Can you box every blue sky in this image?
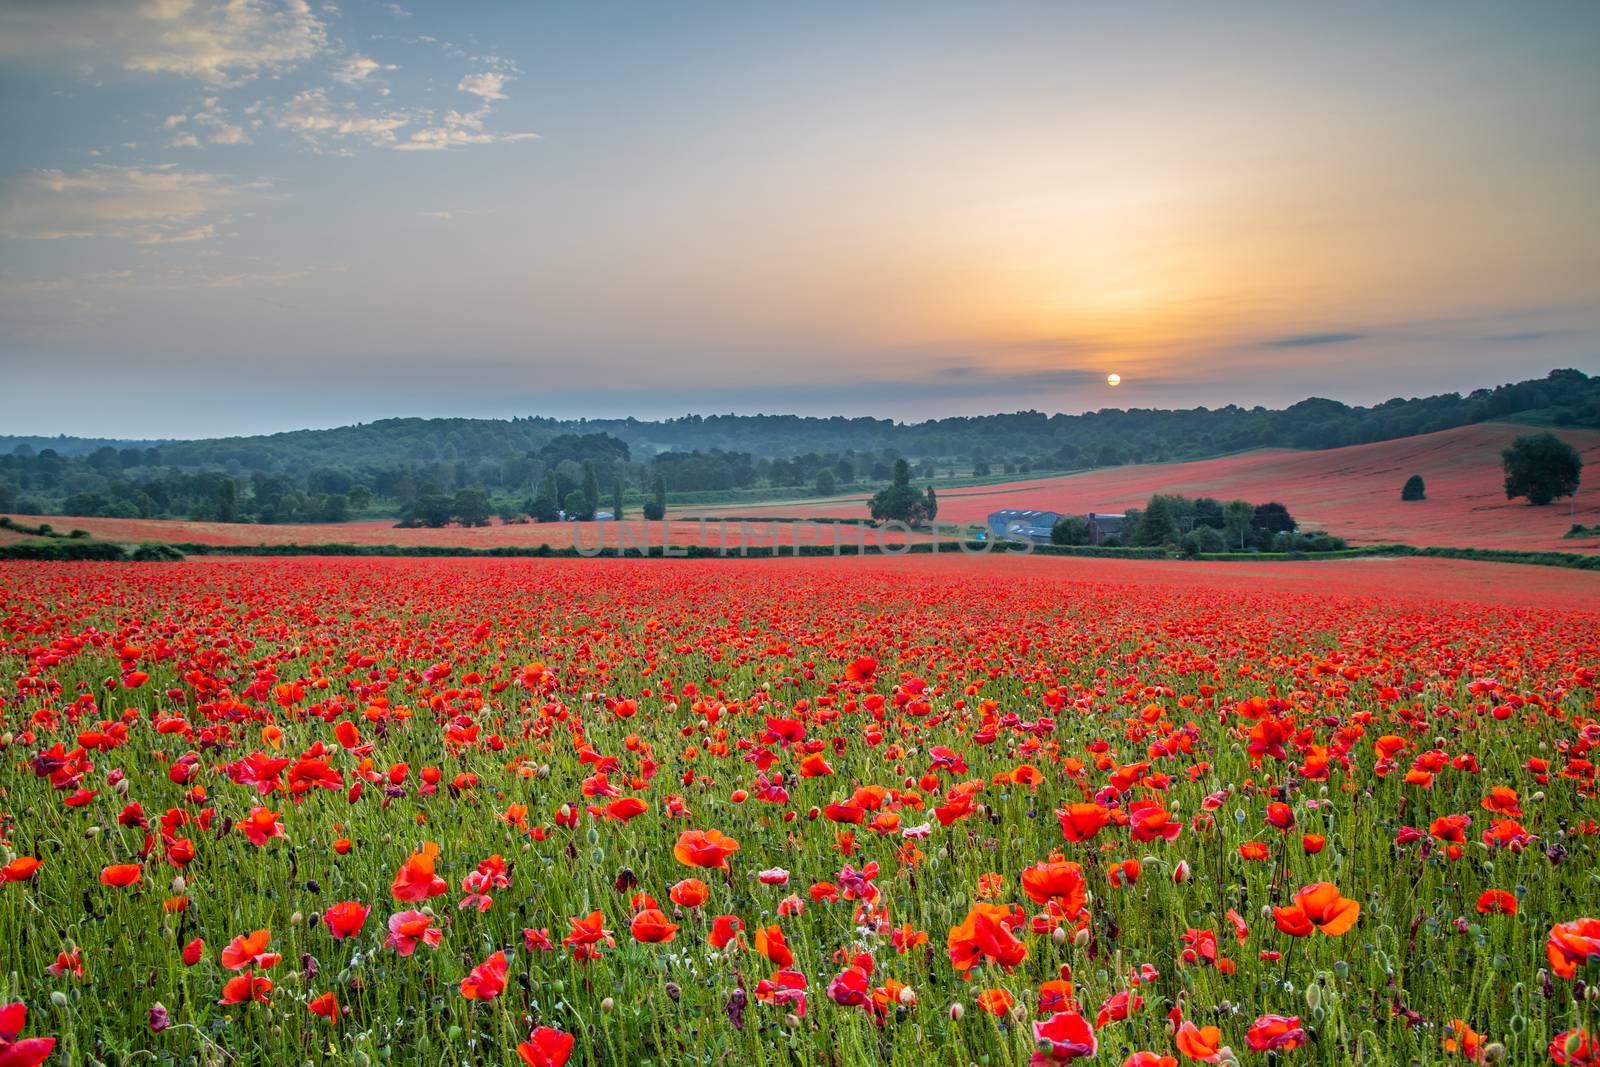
[1,1,1597,438]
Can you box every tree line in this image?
[2,368,1594,524]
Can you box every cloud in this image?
[1262,331,1365,348]
[393,107,537,152]
[0,164,257,244]
[275,89,410,148]
[0,0,330,86]
[163,98,255,146]
[457,71,507,102]
[334,54,395,86]
[395,71,534,151]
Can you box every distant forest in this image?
[1,368,1595,524]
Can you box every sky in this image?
[1,1,1597,439]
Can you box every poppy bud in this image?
[949,1002,964,1021]
[1051,926,1067,945]
[1073,927,1090,948]
[50,991,69,1009]
[1173,860,1191,883]
[601,997,615,1013]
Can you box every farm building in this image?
[1085,512,1126,544]
[986,509,1062,545]
[986,509,1127,545]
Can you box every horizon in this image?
[3,2,1599,437]
[0,365,1583,445]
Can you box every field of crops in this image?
[1,555,1597,1067]
[696,423,1600,553]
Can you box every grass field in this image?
[1,553,1597,1066]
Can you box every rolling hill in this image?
[696,421,1600,551]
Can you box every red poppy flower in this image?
[1245,1014,1305,1051]
[0,1001,55,1067]
[1548,918,1600,980]
[323,901,371,939]
[517,1026,575,1067]
[673,829,740,869]
[99,863,142,889]
[459,950,507,1000]
[1032,1010,1097,1063]
[391,842,448,902]
[630,908,679,943]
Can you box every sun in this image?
[1106,373,1121,387]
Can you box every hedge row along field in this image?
[0,557,1597,1067]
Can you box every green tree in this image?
[528,472,561,521]
[612,474,625,520]
[643,472,667,521]
[316,493,351,522]
[563,489,591,520]
[216,478,239,523]
[1253,502,1297,534]
[1051,514,1089,545]
[1135,495,1178,546]
[814,469,836,496]
[925,486,938,521]
[1401,474,1426,501]
[1222,500,1254,550]
[452,487,491,527]
[527,494,558,523]
[1502,433,1582,505]
[867,462,932,524]
[410,494,454,528]
[582,460,600,517]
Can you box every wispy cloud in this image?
[1262,331,1365,348]
[274,89,410,149]
[457,72,507,101]
[334,54,395,87]
[0,164,263,244]
[0,0,330,86]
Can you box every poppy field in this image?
[1,556,1598,1067]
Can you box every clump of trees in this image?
[396,487,492,528]
[1401,475,1426,501]
[1503,433,1582,506]
[867,460,938,525]
[1050,515,1090,545]
[1097,494,1344,554]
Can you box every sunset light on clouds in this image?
[1,2,1597,435]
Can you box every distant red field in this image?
[5,515,920,550]
[703,421,1600,551]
